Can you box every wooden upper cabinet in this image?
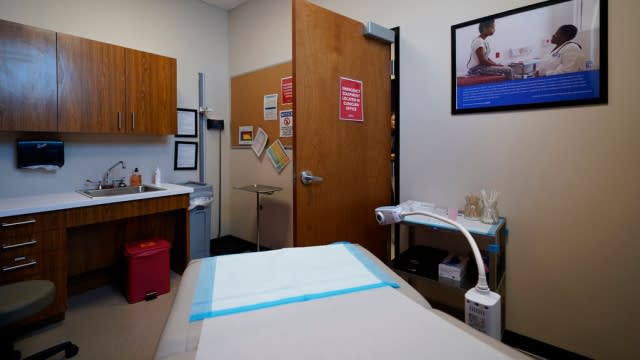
[0,19,57,132]
[57,34,176,135]
[57,33,126,133]
[125,49,177,135]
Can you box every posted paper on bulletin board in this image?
[252,128,268,157]
[239,126,253,145]
[279,110,293,138]
[266,139,289,173]
[264,94,278,120]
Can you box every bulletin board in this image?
[231,61,293,148]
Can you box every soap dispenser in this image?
[130,168,142,187]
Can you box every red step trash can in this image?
[124,238,171,304]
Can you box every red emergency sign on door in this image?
[339,77,363,122]
[281,76,293,105]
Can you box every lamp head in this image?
[374,206,404,225]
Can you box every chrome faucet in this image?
[103,161,126,184]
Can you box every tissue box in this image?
[438,253,468,281]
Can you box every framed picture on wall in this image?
[451,0,608,114]
[176,108,197,137]
[174,141,198,170]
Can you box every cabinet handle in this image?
[118,112,122,129]
[2,240,37,250]
[1,219,36,227]
[2,260,37,272]
[131,112,136,129]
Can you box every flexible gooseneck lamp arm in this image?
[375,205,502,339]
[375,207,489,293]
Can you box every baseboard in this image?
[210,235,270,255]
[502,330,592,360]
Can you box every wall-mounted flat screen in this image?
[451,0,607,114]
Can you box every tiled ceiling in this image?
[201,0,250,11]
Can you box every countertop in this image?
[0,183,193,218]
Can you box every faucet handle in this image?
[85,179,102,190]
[113,178,126,187]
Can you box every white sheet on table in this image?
[209,244,383,312]
[195,286,524,360]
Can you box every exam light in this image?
[375,205,502,339]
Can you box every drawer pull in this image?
[2,240,37,250]
[2,260,37,272]
[1,219,36,227]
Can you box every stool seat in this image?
[0,280,54,328]
[1,280,78,359]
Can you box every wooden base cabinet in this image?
[1,194,189,330]
[1,211,67,326]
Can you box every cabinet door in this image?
[125,49,177,135]
[0,19,57,132]
[57,33,126,133]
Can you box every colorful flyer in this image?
[266,139,290,173]
[281,76,293,105]
[279,110,293,138]
[339,77,363,122]
[239,125,253,145]
[264,93,278,120]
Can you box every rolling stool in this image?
[0,280,79,360]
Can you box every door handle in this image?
[300,170,324,185]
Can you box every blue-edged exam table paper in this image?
[190,243,398,321]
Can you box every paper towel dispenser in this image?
[16,139,65,169]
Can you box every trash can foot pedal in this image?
[144,291,158,301]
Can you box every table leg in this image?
[256,192,261,252]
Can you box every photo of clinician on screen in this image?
[536,24,587,76]
[451,0,607,114]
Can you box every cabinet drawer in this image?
[0,211,65,234]
[1,229,65,256]
[0,249,67,326]
[0,253,42,283]
[0,247,65,283]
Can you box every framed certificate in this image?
[174,141,198,170]
[176,108,198,137]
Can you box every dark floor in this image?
[210,235,270,255]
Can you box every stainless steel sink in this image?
[77,185,166,198]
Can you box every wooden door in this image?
[0,19,57,132]
[125,49,176,135]
[57,34,126,133]
[293,0,392,260]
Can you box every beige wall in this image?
[229,0,640,358]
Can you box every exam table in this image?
[154,245,528,360]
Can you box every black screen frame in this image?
[451,0,608,114]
